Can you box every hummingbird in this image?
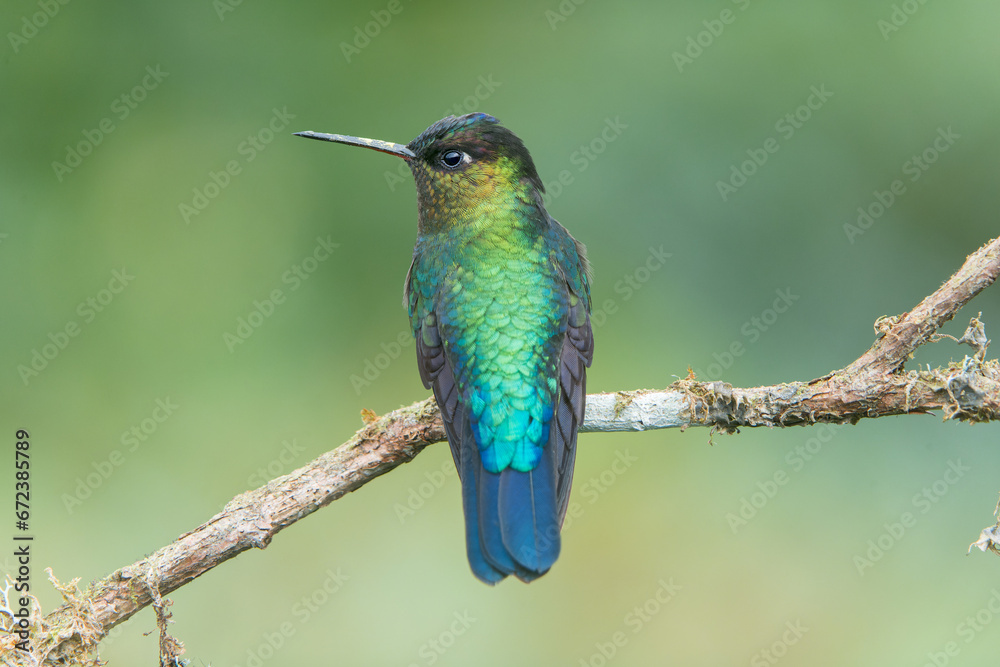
[296,113,593,584]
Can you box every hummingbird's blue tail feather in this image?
[498,446,561,579]
[477,464,526,576]
[458,411,507,584]
[463,410,560,583]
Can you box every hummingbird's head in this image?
[404,113,544,229]
[296,113,545,233]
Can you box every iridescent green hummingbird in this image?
[296,113,593,584]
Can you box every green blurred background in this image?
[3,0,1000,664]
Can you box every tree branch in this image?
[9,236,1000,666]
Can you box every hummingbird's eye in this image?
[440,150,468,169]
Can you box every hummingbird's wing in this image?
[551,278,593,524]
[406,260,464,469]
[545,222,594,525]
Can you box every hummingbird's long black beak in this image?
[294,131,415,160]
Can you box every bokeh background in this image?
[2,0,1000,664]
